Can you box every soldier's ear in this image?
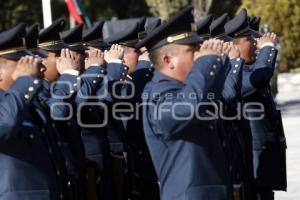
[162,54,171,66]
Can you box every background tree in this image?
[240,0,300,71]
[145,0,192,20]
[145,0,240,21]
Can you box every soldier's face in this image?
[42,51,60,82]
[123,46,138,75]
[234,36,256,64]
[0,58,17,91]
[70,50,85,73]
[168,44,195,82]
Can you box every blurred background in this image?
[0,0,299,72]
[0,0,299,199]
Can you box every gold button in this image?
[33,79,39,84]
[24,94,30,99]
[28,86,34,92]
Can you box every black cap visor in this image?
[39,42,69,51]
[149,33,202,51]
[217,34,233,42]
[31,49,48,58]
[85,40,111,50]
[174,34,203,45]
[1,49,33,60]
[68,43,89,52]
[248,29,261,38]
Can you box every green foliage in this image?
[240,0,300,71]
[0,0,151,30]
[145,0,192,20]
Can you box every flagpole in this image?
[42,0,53,28]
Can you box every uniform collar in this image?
[152,70,181,84]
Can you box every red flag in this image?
[65,0,84,24]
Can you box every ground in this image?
[275,73,300,199]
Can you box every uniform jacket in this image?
[143,55,232,200]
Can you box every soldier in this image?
[0,23,69,200]
[225,8,286,200]
[137,6,233,200]
[105,20,160,199]
[210,13,253,199]
[82,22,123,200]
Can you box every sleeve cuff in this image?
[107,59,122,64]
[62,69,80,76]
[260,43,275,49]
[9,76,42,102]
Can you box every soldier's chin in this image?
[249,56,256,64]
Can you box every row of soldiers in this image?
[0,5,286,200]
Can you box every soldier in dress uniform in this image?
[105,19,161,200]
[37,19,90,200]
[0,23,69,200]
[137,6,233,200]
[225,8,286,200]
[81,21,122,200]
[205,13,251,200]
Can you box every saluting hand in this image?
[194,39,223,60]
[223,42,240,59]
[12,56,43,80]
[56,48,80,74]
[85,48,105,69]
[104,44,124,62]
[256,32,277,49]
